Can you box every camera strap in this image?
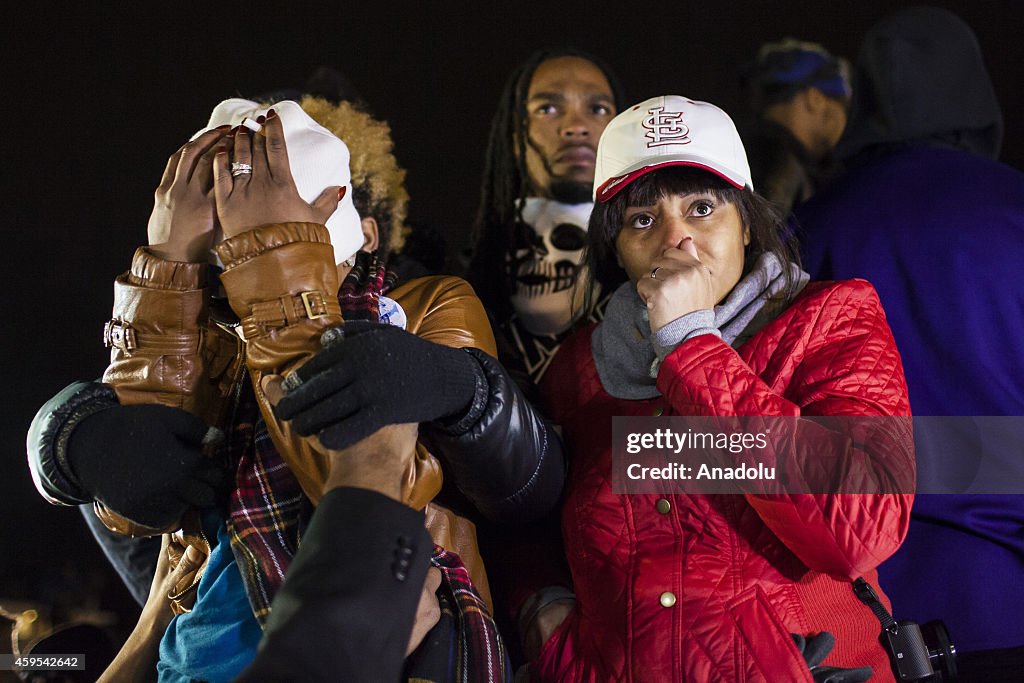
[854,578,959,680]
[852,577,898,635]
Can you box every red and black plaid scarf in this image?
[226,249,510,681]
[407,546,512,682]
[338,249,400,322]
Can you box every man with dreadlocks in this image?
[460,49,624,674]
[29,96,563,682]
[467,48,625,389]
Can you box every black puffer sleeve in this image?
[421,348,565,523]
[27,380,118,506]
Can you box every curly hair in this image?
[297,96,410,255]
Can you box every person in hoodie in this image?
[795,7,1024,681]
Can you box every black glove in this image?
[791,632,873,683]
[66,404,227,529]
[274,321,484,450]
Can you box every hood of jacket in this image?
[838,6,1003,162]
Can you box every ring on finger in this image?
[651,266,662,279]
[230,162,253,177]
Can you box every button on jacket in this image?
[537,279,912,682]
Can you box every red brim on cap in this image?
[596,161,746,203]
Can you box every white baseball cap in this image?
[594,95,753,202]
[195,98,364,265]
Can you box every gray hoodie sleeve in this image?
[650,309,721,362]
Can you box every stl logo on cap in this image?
[643,106,691,147]
[594,95,753,203]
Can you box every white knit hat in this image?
[196,98,364,265]
[594,95,753,202]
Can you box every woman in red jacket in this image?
[532,96,914,682]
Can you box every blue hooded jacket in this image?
[795,7,1024,653]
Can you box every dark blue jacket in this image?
[797,146,1024,652]
[795,7,1024,653]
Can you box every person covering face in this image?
[528,95,914,682]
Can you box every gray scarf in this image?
[592,252,808,399]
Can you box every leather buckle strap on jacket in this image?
[103,319,137,355]
[240,290,340,340]
[104,318,205,357]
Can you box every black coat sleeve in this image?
[27,380,118,506]
[235,487,432,683]
[419,348,566,524]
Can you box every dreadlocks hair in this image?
[466,47,625,324]
[295,96,410,257]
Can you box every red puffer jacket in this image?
[537,279,912,682]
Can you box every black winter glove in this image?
[791,632,873,683]
[67,404,227,529]
[274,321,485,450]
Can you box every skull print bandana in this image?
[508,198,595,336]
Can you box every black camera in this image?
[882,618,958,681]
[852,578,958,681]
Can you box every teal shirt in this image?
[157,520,262,683]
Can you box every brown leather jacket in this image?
[30,220,565,613]
[98,222,498,608]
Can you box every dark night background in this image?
[2,0,1021,657]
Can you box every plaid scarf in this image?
[339,249,400,322]
[406,547,512,682]
[226,392,308,624]
[225,249,509,680]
